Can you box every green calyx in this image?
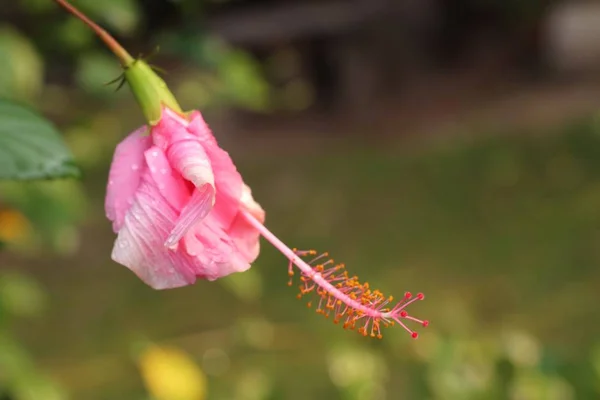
[123,59,183,125]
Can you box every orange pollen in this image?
[289,249,428,340]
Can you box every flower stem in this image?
[53,0,134,67]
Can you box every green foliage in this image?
[160,34,271,111]
[71,0,141,36]
[0,273,46,318]
[15,0,271,110]
[0,99,79,180]
[0,26,43,102]
[75,51,125,97]
[0,179,86,253]
[0,271,67,400]
[218,49,270,111]
[57,17,95,51]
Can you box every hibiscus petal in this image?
[111,173,251,289]
[105,126,152,232]
[184,213,252,280]
[229,184,265,263]
[180,224,247,280]
[143,146,189,211]
[153,108,216,192]
[240,183,265,222]
[166,136,215,191]
[187,112,264,264]
[187,111,217,145]
[164,183,215,250]
[111,176,197,289]
[150,107,190,149]
[188,112,243,227]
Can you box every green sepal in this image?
[124,59,183,125]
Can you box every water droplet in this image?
[150,166,156,173]
[118,240,129,249]
[152,150,159,157]
[109,180,114,185]
[132,164,139,171]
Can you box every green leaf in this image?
[0,99,79,180]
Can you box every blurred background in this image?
[1,0,600,399]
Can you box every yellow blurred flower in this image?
[0,208,31,244]
[138,344,207,400]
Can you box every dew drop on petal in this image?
[118,239,129,249]
[133,210,141,221]
[152,150,159,157]
[132,164,139,171]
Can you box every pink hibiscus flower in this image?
[105,108,265,289]
[51,0,427,340]
[104,107,427,339]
